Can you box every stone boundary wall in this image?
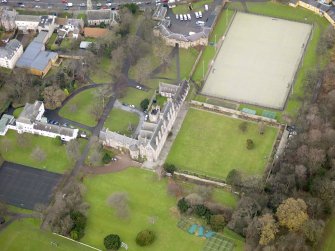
[190,100,279,125]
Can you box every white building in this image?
[38,15,57,40]
[0,39,23,69]
[15,15,40,32]
[100,81,189,162]
[0,101,78,141]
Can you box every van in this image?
[180,14,183,20]
[195,12,199,18]
[198,11,202,18]
[204,4,208,11]
[183,14,187,20]
[187,13,191,20]
[66,2,73,7]
[196,21,205,26]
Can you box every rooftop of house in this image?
[87,9,112,21]
[100,129,138,145]
[38,15,55,28]
[33,31,48,44]
[16,40,57,71]
[33,121,77,137]
[16,101,43,124]
[0,8,17,19]
[0,114,14,133]
[152,5,167,20]
[0,39,22,59]
[55,17,84,28]
[80,41,92,49]
[159,82,180,94]
[15,14,40,22]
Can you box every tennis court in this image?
[203,233,235,251]
[0,162,62,210]
[202,12,312,109]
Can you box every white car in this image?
[35,5,41,8]
[198,11,202,18]
[129,105,135,108]
[80,3,86,7]
[204,4,208,11]
[66,2,73,7]
[196,21,205,26]
[183,14,187,20]
[1,0,7,3]
[187,13,191,20]
[136,85,142,90]
[176,14,178,19]
[180,14,183,21]
[106,2,112,6]
[195,12,199,18]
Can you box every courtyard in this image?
[166,108,279,180]
[202,12,312,109]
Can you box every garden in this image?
[82,168,243,250]
[166,108,278,180]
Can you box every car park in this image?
[187,13,191,20]
[198,11,202,18]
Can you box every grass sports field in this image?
[167,108,278,179]
[59,88,101,127]
[83,168,244,250]
[202,12,312,109]
[104,108,139,136]
[0,130,86,174]
[321,216,335,251]
[0,218,94,251]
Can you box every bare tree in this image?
[132,57,152,85]
[31,147,46,162]
[90,102,104,122]
[107,192,129,219]
[43,85,67,109]
[66,139,81,162]
[1,138,11,152]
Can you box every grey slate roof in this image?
[33,31,48,43]
[0,39,21,59]
[16,14,40,22]
[0,114,14,134]
[33,122,76,137]
[16,41,57,71]
[38,15,54,28]
[87,10,111,21]
[17,101,43,124]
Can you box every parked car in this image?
[187,13,191,20]
[66,2,73,7]
[195,12,199,18]
[136,85,142,90]
[183,14,187,20]
[111,157,117,162]
[1,0,7,3]
[35,5,41,8]
[129,104,135,108]
[180,14,183,21]
[176,14,179,19]
[80,3,86,7]
[97,3,102,7]
[196,21,205,26]
[198,11,202,18]
[145,115,149,121]
[204,4,208,11]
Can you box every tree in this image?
[185,193,204,206]
[132,57,152,84]
[226,169,242,188]
[99,21,106,28]
[276,198,308,232]
[90,102,104,122]
[104,234,121,250]
[177,198,190,214]
[246,139,254,150]
[153,38,171,70]
[66,139,81,162]
[302,219,325,244]
[209,214,226,232]
[163,163,176,174]
[43,86,66,109]
[194,204,212,219]
[258,213,278,246]
[140,98,149,111]
[70,210,87,240]
[239,122,248,132]
[124,3,139,14]
[108,192,129,219]
[31,147,46,162]
[102,152,112,164]
[135,229,155,246]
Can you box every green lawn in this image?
[0,131,85,174]
[173,0,213,14]
[212,189,238,209]
[192,9,235,83]
[120,87,154,109]
[13,107,24,118]
[0,218,94,251]
[226,2,329,119]
[46,33,57,50]
[90,56,114,84]
[321,217,335,251]
[167,108,278,180]
[59,88,101,127]
[104,108,139,136]
[83,168,244,250]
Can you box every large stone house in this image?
[0,39,23,69]
[0,101,78,141]
[15,15,40,32]
[0,8,17,31]
[100,81,190,162]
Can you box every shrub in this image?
[246,139,254,150]
[104,234,121,250]
[177,197,190,213]
[238,122,248,132]
[140,98,150,111]
[102,152,112,164]
[209,214,226,232]
[226,169,242,187]
[70,211,87,240]
[163,163,176,174]
[194,204,212,220]
[135,229,156,246]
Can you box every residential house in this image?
[15,15,40,32]
[56,18,84,39]
[87,9,113,26]
[0,8,17,31]
[38,15,56,40]
[0,39,23,69]
[1,100,79,141]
